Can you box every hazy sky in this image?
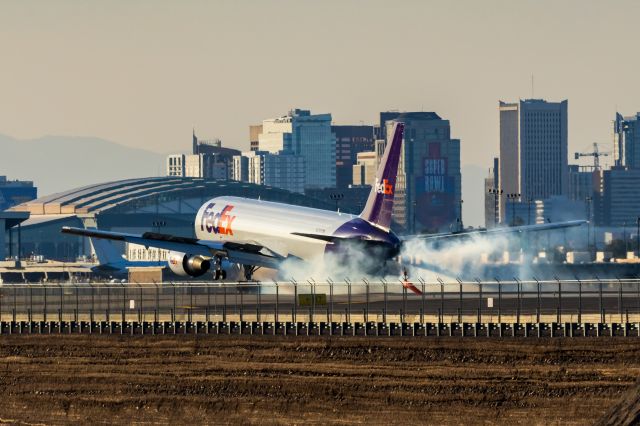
[2,0,639,170]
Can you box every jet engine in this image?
[167,251,211,277]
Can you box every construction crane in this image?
[574,143,610,170]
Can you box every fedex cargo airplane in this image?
[62,122,584,282]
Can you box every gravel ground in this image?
[1,336,639,425]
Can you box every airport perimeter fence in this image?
[2,278,640,326]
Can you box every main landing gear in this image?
[243,265,259,281]
[213,256,226,281]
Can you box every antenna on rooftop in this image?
[531,74,534,99]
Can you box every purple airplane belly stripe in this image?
[360,122,404,230]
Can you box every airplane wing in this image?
[402,220,587,242]
[61,226,283,269]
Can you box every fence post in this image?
[457,278,463,323]
[556,277,562,324]
[382,278,387,323]
[534,278,541,323]
[44,285,48,322]
[310,279,316,323]
[476,278,482,323]
[495,278,502,324]
[401,284,407,323]
[29,284,33,322]
[364,278,370,323]
[122,283,126,323]
[346,279,352,323]
[59,284,63,322]
[239,286,244,323]
[514,277,521,324]
[90,284,95,321]
[327,279,334,323]
[256,282,261,322]
[75,284,79,322]
[189,284,193,323]
[618,278,624,324]
[597,276,603,323]
[275,281,279,323]
[576,276,582,323]
[139,284,143,323]
[438,278,445,323]
[222,284,227,322]
[402,278,407,322]
[173,283,177,322]
[13,286,17,322]
[420,278,426,323]
[292,280,298,323]
[155,284,160,322]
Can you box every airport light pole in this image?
[329,193,344,212]
[507,193,520,227]
[488,188,503,226]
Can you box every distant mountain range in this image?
[0,134,165,197]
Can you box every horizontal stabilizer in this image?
[403,220,587,242]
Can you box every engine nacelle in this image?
[167,251,211,277]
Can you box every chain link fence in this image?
[1,278,640,324]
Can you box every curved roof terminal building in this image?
[9,177,334,261]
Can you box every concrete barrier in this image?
[2,320,640,337]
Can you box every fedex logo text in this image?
[374,178,393,195]
[200,203,237,236]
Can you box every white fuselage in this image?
[194,196,355,260]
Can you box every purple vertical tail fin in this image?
[360,122,404,230]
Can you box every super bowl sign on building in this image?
[414,144,456,231]
[424,158,446,192]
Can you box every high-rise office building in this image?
[259,109,336,189]
[249,124,262,152]
[614,112,640,168]
[331,125,374,188]
[499,99,569,220]
[166,154,185,177]
[240,151,305,194]
[168,132,240,180]
[484,158,500,228]
[166,153,228,179]
[600,167,640,226]
[232,155,249,182]
[568,165,597,202]
[352,151,377,186]
[380,112,461,233]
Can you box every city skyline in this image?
[2,1,639,169]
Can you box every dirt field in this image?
[1,336,639,425]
